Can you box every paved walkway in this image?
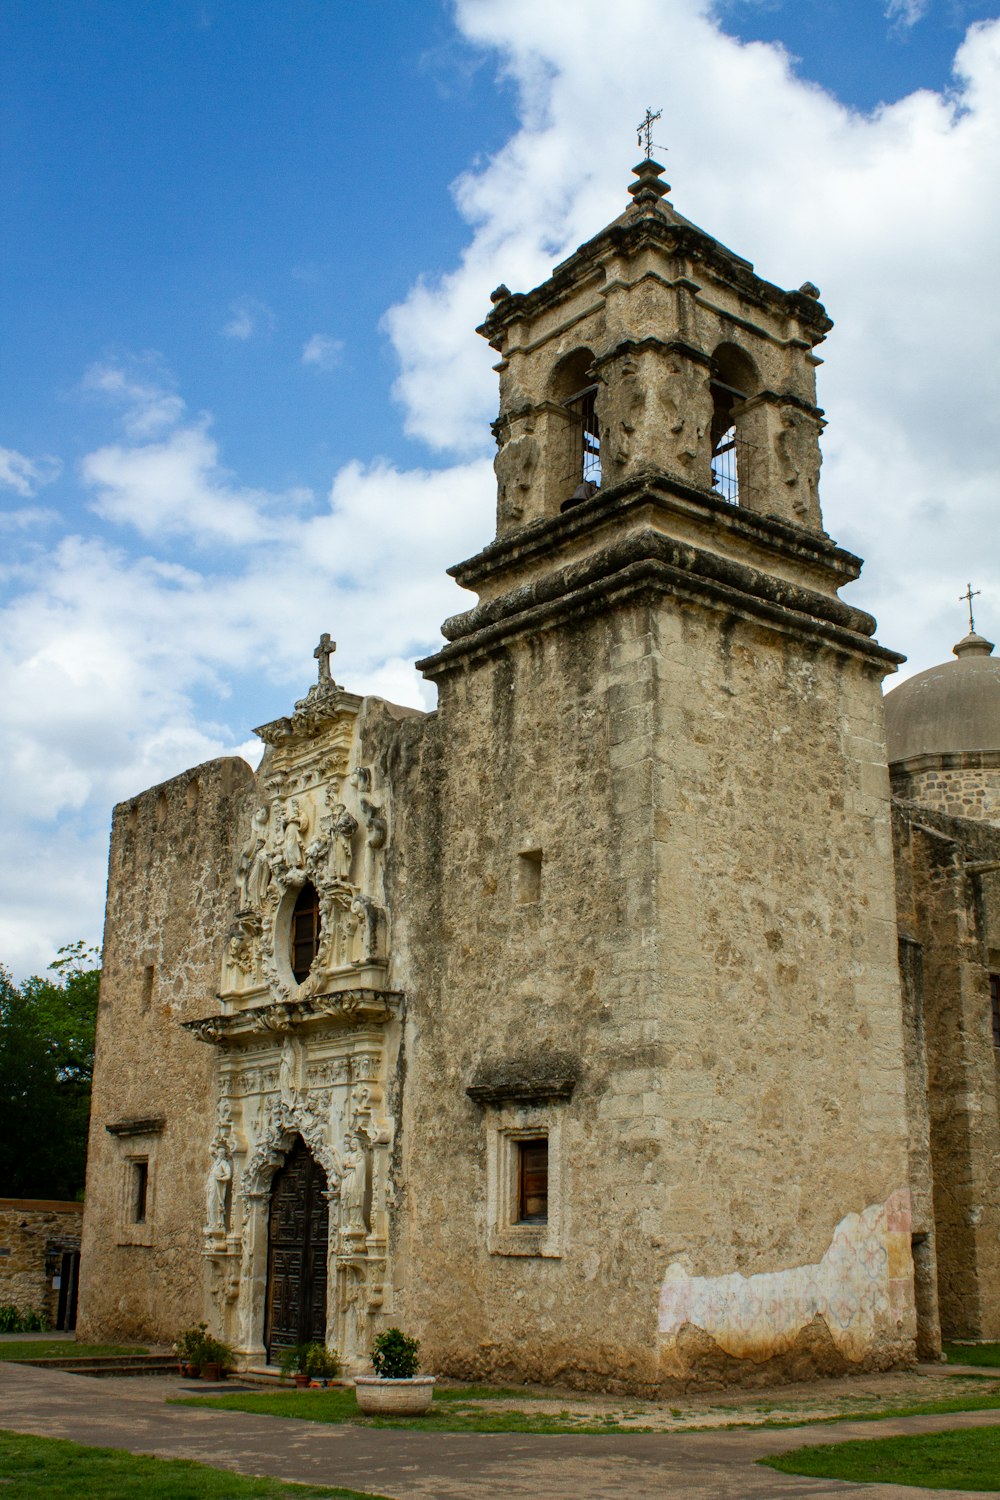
[2,1362,1000,1498]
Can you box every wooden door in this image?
[264,1136,329,1361]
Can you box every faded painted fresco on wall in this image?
[658,1191,913,1365]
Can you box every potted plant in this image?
[354,1328,435,1415]
[280,1341,338,1388]
[174,1323,209,1379]
[199,1334,236,1382]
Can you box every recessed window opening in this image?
[516,1138,549,1223]
[564,384,601,490]
[990,974,1000,1048]
[710,345,757,506]
[291,881,321,984]
[132,1160,149,1224]
[517,849,543,904]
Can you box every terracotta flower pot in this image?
[354,1376,436,1416]
[183,1362,199,1379]
[294,1372,310,1388]
[201,1362,221,1381]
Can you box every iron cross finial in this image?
[960,582,981,634]
[313,632,336,685]
[637,107,663,160]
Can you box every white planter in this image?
[353,1375,436,1415]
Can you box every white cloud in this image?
[885,0,929,29]
[4,0,1000,975]
[385,0,1000,680]
[82,355,186,439]
[220,297,276,341]
[302,333,344,371]
[0,445,61,497]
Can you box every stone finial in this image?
[627,158,671,209]
[953,631,995,659]
[313,632,337,686]
[798,282,821,300]
[490,284,512,305]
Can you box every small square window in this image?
[516,1138,548,1223]
[132,1160,149,1224]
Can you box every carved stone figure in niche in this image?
[338,1133,368,1232]
[282,799,306,876]
[775,408,822,521]
[237,806,271,910]
[206,1142,232,1233]
[340,1268,367,1361]
[329,804,358,882]
[349,766,371,795]
[350,894,382,964]
[279,1036,298,1106]
[494,425,539,523]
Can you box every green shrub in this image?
[0,1304,48,1333]
[174,1323,210,1365]
[371,1328,420,1380]
[279,1341,339,1379]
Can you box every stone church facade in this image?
[78,161,1000,1390]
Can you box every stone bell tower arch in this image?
[404,158,918,1390]
[482,158,829,536]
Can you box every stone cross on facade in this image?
[636,107,663,160]
[960,583,981,634]
[314,632,336,686]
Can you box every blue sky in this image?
[2,0,998,974]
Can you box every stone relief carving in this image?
[494,422,539,524]
[774,407,822,523]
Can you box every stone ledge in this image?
[183,988,403,1044]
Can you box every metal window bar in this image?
[564,386,601,489]
[711,426,755,507]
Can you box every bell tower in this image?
[483,159,830,536]
[404,161,918,1390]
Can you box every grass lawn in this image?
[173,1385,647,1434]
[945,1342,1000,1368]
[0,1341,148,1361]
[0,1430,391,1499]
[173,1381,1000,1436]
[762,1424,1000,1490]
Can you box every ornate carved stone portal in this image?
[186,653,400,1369]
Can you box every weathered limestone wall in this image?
[891,759,1000,828]
[892,800,1000,1339]
[0,1200,82,1326]
[78,756,254,1344]
[382,580,913,1392]
[647,604,912,1383]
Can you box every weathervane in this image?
[313,631,336,687]
[960,582,981,634]
[636,107,664,160]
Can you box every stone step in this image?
[20,1353,178,1376]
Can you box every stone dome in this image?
[884,632,1000,764]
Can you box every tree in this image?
[0,943,100,1200]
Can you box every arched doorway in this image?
[264,1135,329,1361]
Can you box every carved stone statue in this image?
[282,800,306,874]
[359,797,387,849]
[330,804,358,881]
[279,1036,297,1107]
[238,806,271,910]
[206,1142,232,1233]
[339,1133,368,1231]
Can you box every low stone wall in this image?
[0,1199,83,1327]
